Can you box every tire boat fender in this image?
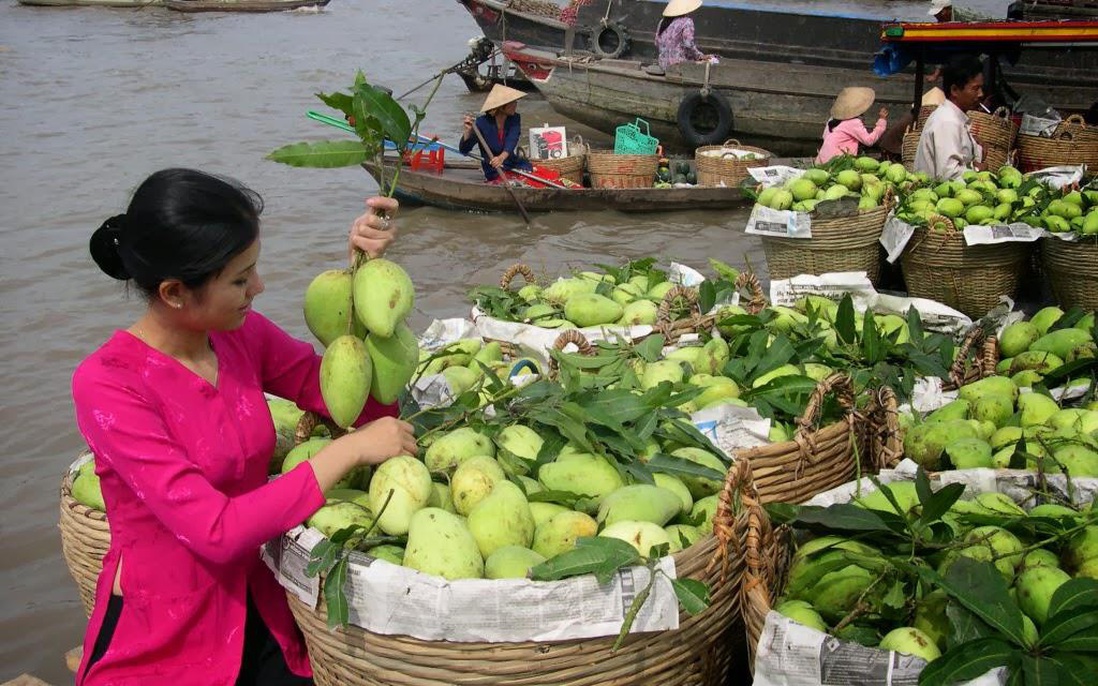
[590,21,630,59]
[676,90,733,148]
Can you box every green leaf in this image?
[919,483,966,526]
[305,539,342,579]
[1047,578,1098,620]
[789,503,902,534]
[946,601,997,648]
[353,83,412,152]
[928,557,1026,646]
[698,280,716,316]
[581,389,651,426]
[267,140,369,168]
[1044,654,1098,686]
[671,578,710,614]
[526,489,579,506]
[1040,579,1098,650]
[882,579,908,610]
[751,336,797,380]
[917,637,1014,685]
[861,309,885,364]
[835,295,857,344]
[529,536,641,584]
[1021,654,1060,686]
[323,556,349,629]
[647,453,726,484]
[634,335,665,363]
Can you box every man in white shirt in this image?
[914,55,986,181]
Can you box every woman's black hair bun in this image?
[89,214,131,281]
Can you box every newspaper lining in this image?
[755,467,1097,686]
[264,526,681,643]
[748,165,806,188]
[689,403,771,457]
[1026,165,1085,190]
[746,203,814,238]
[880,215,916,263]
[962,224,1046,246]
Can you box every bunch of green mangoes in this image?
[997,307,1096,385]
[756,157,922,213]
[894,166,1098,232]
[415,337,543,397]
[499,269,678,330]
[70,458,105,511]
[300,421,728,580]
[776,482,1097,662]
[302,256,418,428]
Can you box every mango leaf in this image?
[647,453,726,483]
[266,140,369,168]
[918,483,966,526]
[1047,578,1098,620]
[1041,358,1097,388]
[783,554,868,599]
[918,637,1015,686]
[353,82,412,153]
[751,335,797,380]
[922,557,1026,646]
[946,601,997,648]
[580,389,651,425]
[526,489,579,506]
[323,557,349,629]
[835,295,858,345]
[671,578,710,614]
[530,536,641,584]
[622,460,655,485]
[315,90,354,116]
[789,503,903,534]
[634,335,665,362]
[698,280,717,316]
[881,579,908,610]
[763,502,800,525]
[1040,579,1098,650]
[861,309,886,364]
[1043,654,1098,686]
[306,539,341,578]
[527,406,592,452]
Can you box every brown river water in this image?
[0,0,1011,681]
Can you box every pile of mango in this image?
[894,165,1098,234]
[755,157,919,213]
[296,422,726,580]
[776,481,1097,661]
[70,458,105,511]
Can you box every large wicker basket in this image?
[59,453,110,617]
[901,126,921,172]
[1016,115,1098,172]
[899,219,1030,318]
[732,374,863,504]
[535,136,588,185]
[286,460,765,686]
[694,139,772,188]
[969,107,1017,172]
[1042,235,1098,310]
[760,202,892,286]
[586,151,659,189]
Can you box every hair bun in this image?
[89,215,131,281]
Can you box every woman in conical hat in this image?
[458,83,533,183]
[655,0,713,70]
[815,86,889,164]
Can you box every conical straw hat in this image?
[481,84,527,113]
[830,87,876,120]
[663,0,702,17]
[921,87,946,106]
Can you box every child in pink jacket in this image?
[71,168,418,685]
[816,87,889,164]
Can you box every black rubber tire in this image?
[676,91,733,148]
[590,22,630,59]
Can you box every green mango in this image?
[598,484,683,527]
[599,520,672,556]
[451,455,505,516]
[563,293,623,328]
[424,427,495,474]
[1029,328,1093,361]
[403,508,484,580]
[532,511,598,558]
[367,455,432,535]
[303,269,354,347]
[320,335,372,428]
[71,471,106,511]
[999,321,1040,358]
[352,258,414,339]
[484,546,545,580]
[665,524,703,552]
[364,321,418,405]
[466,481,535,558]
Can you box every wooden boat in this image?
[463,0,1098,152]
[164,0,329,12]
[17,0,163,6]
[361,158,749,213]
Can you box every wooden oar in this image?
[468,123,533,224]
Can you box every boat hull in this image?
[363,159,749,213]
[18,0,163,6]
[164,0,329,12]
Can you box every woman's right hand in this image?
[462,114,474,139]
[342,416,418,466]
[878,107,890,120]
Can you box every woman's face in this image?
[184,239,265,331]
[502,101,519,116]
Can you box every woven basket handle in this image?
[548,329,594,378]
[1064,114,1086,126]
[735,271,767,314]
[706,458,760,582]
[294,411,346,445]
[948,325,987,388]
[794,373,855,440]
[981,335,1000,378]
[721,139,742,147]
[500,263,536,290]
[866,386,903,470]
[881,185,897,210]
[992,106,1011,120]
[656,285,700,328]
[926,213,956,233]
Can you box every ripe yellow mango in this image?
[451,455,505,516]
[599,520,671,556]
[485,546,546,579]
[403,508,483,580]
[307,502,375,538]
[537,454,624,499]
[597,484,682,527]
[466,481,535,558]
[532,511,597,559]
[424,427,495,474]
[320,335,372,428]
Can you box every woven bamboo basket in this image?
[1042,236,1098,310]
[969,107,1016,173]
[59,453,111,617]
[536,136,588,185]
[760,201,892,286]
[731,374,863,504]
[694,139,773,188]
[901,126,921,172]
[899,218,1030,318]
[586,150,659,189]
[286,459,766,686]
[916,104,938,130]
[1016,115,1098,172]
[649,272,766,345]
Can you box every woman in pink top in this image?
[71,168,419,685]
[816,87,889,164]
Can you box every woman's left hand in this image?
[489,154,505,170]
[349,196,398,260]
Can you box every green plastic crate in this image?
[614,118,660,155]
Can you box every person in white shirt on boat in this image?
[914,55,986,181]
[655,0,715,70]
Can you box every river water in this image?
[0,0,1021,681]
